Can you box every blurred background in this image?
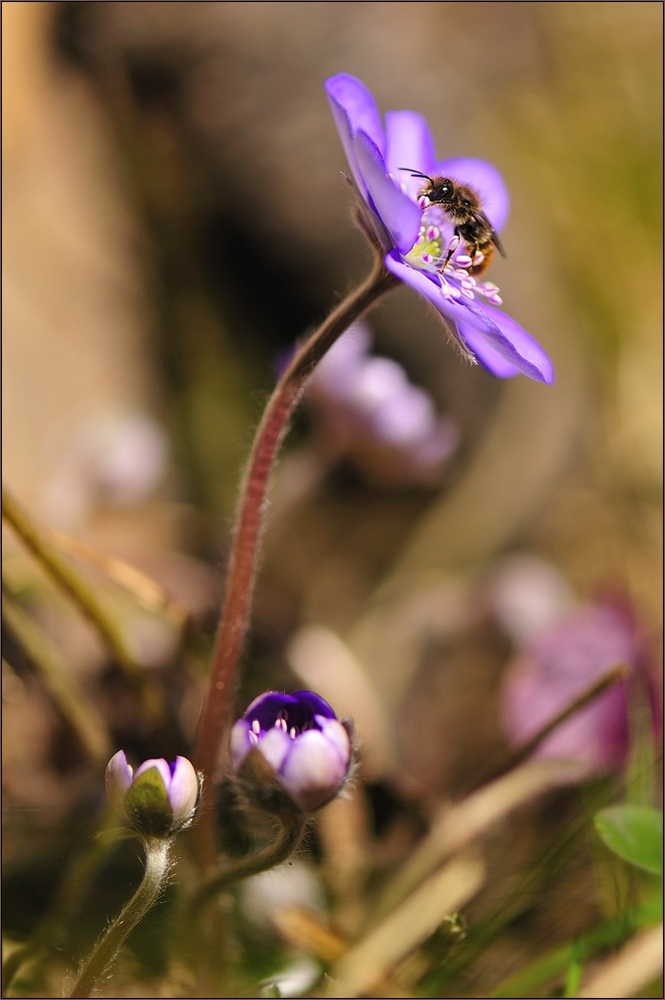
[2,2,662,995]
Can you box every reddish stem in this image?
[193,261,397,864]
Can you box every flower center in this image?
[401,197,503,306]
[247,708,320,743]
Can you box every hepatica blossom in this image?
[325,74,554,383]
[307,322,459,486]
[231,691,352,813]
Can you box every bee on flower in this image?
[325,74,554,384]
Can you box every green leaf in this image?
[594,805,663,874]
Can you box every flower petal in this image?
[383,250,479,333]
[135,757,172,789]
[244,691,294,730]
[435,157,510,232]
[168,756,200,825]
[385,110,436,180]
[372,385,437,446]
[230,719,254,770]
[352,356,409,410]
[384,251,554,383]
[355,131,422,253]
[316,717,352,766]
[325,74,385,196]
[290,690,337,723]
[315,324,371,398]
[464,303,555,384]
[280,730,349,811]
[258,727,293,772]
[454,321,523,378]
[105,750,133,817]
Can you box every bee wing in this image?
[474,209,506,257]
[490,226,506,258]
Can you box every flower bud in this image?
[105,750,200,839]
[230,691,352,814]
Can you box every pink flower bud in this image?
[105,750,200,838]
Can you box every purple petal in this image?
[352,356,409,410]
[325,74,385,196]
[316,717,352,766]
[257,727,293,773]
[384,250,482,331]
[280,730,349,811]
[383,252,554,383]
[242,690,338,734]
[355,131,422,253]
[315,324,372,398]
[168,756,199,824]
[290,690,337,724]
[230,719,254,770]
[502,605,637,774]
[105,749,133,816]
[135,757,172,790]
[435,158,510,232]
[465,303,555,384]
[243,691,295,731]
[385,110,436,180]
[455,322,523,378]
[371,385,437,446]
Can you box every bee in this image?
[402,169,505,276]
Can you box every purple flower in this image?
[500,603,645,775]
[230,691,352,813]
[106,750,200,838]
[325,74,554,384]
[307,322,459,486]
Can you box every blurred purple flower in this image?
[501,602,653,775]
[231,690,352,812]
[485,554,576,646]
[325,74,554,384]
[106,750,200,838]
[307,323,459,486]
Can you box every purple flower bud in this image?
[105,750,200,838]
[230,691,352,813]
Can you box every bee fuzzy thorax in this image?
[400,167,505,281]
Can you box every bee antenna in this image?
[399,168,434,184]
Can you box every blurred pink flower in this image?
[501,599,658,775]
[306,323,459,486]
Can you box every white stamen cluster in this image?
[393,174,503,306]
[405,210,503,307]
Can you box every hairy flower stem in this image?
[67,838,171,998]
[192,814,306,916]
[193,261,397,864]
[177,816,305,994]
